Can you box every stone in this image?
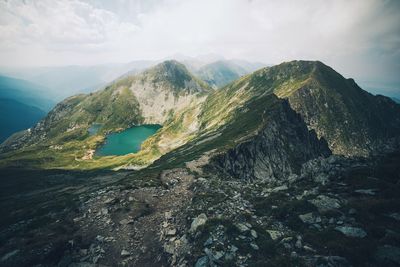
[165,211,173,220]
[295,239,302,249]
[303,245,316,252]
[374,245,400,265]
[268,185,288,193]
[387,213,400,221]
[267,230,284,240]
[314,173,329,185]
[335,226,367,238]
[190,213,207,232]
[355,189,376,195]
[250,243,259,250]
[101,208,108,215]
[299,212,317,224]
[194,256,209,267]
[96,235,105,242]
[119,219,132,225]
[121,249,130,257]
[164,242,175,254]
[213,251,224,260]
[235,223,250,233]
[309,195,341,212]
[230,245,239,253]
[167,228,177,236]
[203,237,213,246]
[104,197,117,205]
[251,229,258,238]
[348,208,357,215]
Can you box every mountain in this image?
[0,98,46,142]
[1,60,399,170]
[392,97,400,103]
[1,60,400,267]
[268,61,400,156]
[193,60,266,88]
[0,75,55,111]
[0,60,211,168]
[0,61,156,101]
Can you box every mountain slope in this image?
[0,75,55,111]
[0,60,210,169]
[271,61,400,156]
[1,60,399,170]
[0,98,46,142]
[198,60,400,156]
[194,60,265,88]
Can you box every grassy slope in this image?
[0,61,210,170]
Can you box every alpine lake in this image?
[91,124,162,156]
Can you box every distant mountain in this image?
[0,75,55,111]
[392,97,400,103]
[0,98,45,142]
[194,60,266,88]
[0,61,156,101]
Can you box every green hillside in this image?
[1,60,399,170]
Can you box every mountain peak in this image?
[142,60,210,93]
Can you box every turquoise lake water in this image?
[96,124,162,156]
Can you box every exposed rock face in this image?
[124,60,209,124]
[213,100,331,181]
[277,61,400,156]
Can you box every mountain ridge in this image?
[1,59,399,170]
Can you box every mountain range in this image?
[1,59,400,267]
[1,60,399,170]
[0,75,55,142]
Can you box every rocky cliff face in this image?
[282,61,400,156]
[124,60,209,124]
[213,100,331,181]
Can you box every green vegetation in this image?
[1,59,399,170]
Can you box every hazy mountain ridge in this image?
[193,60,266,89]
[0,98,46,143]
[0,61,157,101]
[0,75,55,111]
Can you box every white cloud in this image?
[0,0,399,89]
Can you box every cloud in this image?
[0,0,399,91]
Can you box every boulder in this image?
[335,226,367,238]
[190,213,208,232]
[309,195,341,212]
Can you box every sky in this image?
[0,0,399,96]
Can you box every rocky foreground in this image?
[1,150,399,267]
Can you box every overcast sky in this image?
[0,0,399,95]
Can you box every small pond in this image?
[95,124,162,156]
